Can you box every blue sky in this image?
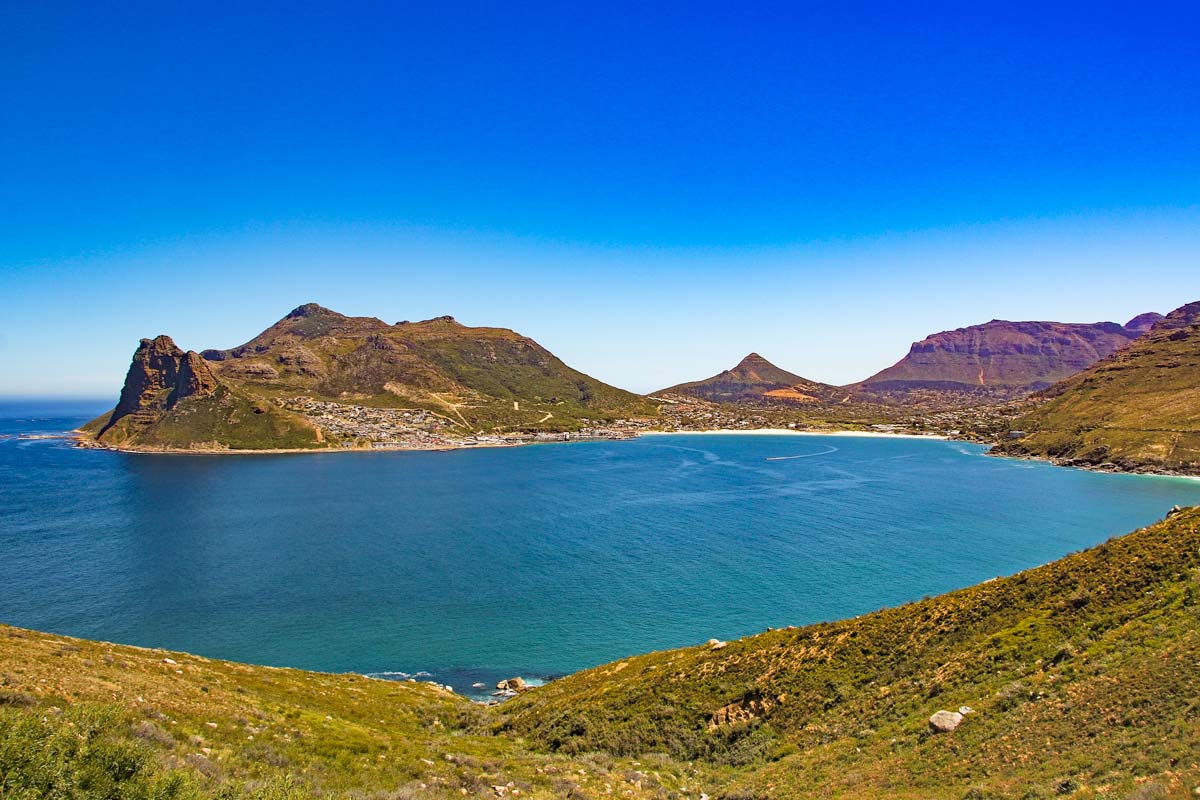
[1,2,1198,395]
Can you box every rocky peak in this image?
[1125,312,1164,333]
[101,335,220,436]
[286,303,341,319]
[1154,301,1200,331]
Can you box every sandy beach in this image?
[72,426,952,456]
[640,428,949,441]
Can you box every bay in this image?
[4,399,1200,697]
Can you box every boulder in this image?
[928,710,964,733]
[496,677,528,693]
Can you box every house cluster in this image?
[284,398,465,449]
[654,396,788,432]
[900,400,1030,441]
[284,397,646,450]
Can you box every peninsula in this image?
[80,304,658,452]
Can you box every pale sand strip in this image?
[640,429,948,440]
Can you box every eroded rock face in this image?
[101,335,219,437]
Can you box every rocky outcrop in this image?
[99,336,219,439]
[1149,301,1200,333]
[707,693,784,730]
[496,677,530,697]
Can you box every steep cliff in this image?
[856,315,1156,401]
[87,334,326,450]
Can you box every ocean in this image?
[4,399,1200,698]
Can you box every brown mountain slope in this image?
[995,301,1200,474]
[857,315,1156,401]
[202,303,656,428]
[659,353,837,404]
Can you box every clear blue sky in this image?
[1,2,1197,395]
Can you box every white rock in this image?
[928,710,964,733]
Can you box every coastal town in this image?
[649,392,1027,443]
[278,393,1028,453]
[284,397,644,450]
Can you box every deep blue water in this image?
[4,398,1200,697]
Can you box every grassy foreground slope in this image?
[4,508,1200,798]
[500,506,1200,798]
[996,301,1200,474]
[0,628,695,799]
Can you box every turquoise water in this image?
[4,399,1200,697]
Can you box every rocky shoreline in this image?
[985,447,1200,479]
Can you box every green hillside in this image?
[996,301,1200,474]
[204,303,657,432]
[5,508,1200,798]
[0,626,683,799]
[498,505,1200,798]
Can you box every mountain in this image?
[203,303,656,425]
[83,303,657,451]
[659,352,837,404]
[995,301,1200,474]
[857,314,1158,401]
[4,507,1198,798]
